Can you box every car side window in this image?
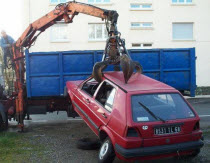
[104,88,116,112]
[95,81,116,112]
[81,78,99,96]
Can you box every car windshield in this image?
[131,93,195,122]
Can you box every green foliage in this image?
[196,87,210,95]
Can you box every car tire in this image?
[76,138,101,150]
[98,137,115,163]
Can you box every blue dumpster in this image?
[25,48,196,97]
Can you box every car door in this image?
[73,78,100,134]
[90,80,117,127]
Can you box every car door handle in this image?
[85,98,90,104]
[101,113,107,119]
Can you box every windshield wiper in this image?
[138,102,165,123]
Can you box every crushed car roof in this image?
[104,72,176,92]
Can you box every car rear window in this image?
[131,93,195,122]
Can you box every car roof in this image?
[103,72,176,93]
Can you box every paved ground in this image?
[6,98,210,163]
[187,97,210,128]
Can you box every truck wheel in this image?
[98,137,115,163]
[0,112,8,131]
[0,104,8,131]
[0,114,4,131]
[67,103,78,118]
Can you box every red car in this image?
[66,72,204,162]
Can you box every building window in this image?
[50,23,69,42]
[131,22,153,29]
[88,24,108,41]
[132,43,153,49]
[50,0,67,5]
[172,0,193,4]
[130,4,152,10]
[172,23,193,40]
[88,0,111,4]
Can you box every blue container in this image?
[25,48,196,97]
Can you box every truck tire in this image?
[98,137,115,163]
[67,102,78,118]
[0,103,8,131]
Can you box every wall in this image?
[21,0,210,86]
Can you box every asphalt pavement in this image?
[187,97,210,128]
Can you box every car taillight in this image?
[193,121,200,131]
[126,127,139,137]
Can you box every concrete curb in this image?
[185,95,210,103]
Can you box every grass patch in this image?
[0,132,47,163]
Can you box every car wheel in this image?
[98,137,115,163]
[76,138,101,150]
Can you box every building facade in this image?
[22,0,210,87]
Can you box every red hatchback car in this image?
[66,72,204,162]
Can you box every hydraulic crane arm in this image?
[15,1,118,48]
[12,1,119,131]
[12,1,141,131]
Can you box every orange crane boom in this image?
[11,1,141,131]
[12,1,119,130]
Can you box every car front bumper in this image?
[115,140,204,158]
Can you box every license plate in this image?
[154,126,181,135]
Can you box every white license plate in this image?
[154,126,181,135]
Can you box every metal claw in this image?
[120,55,143,83]
[92,55,143,84]
[92,61,108,83]
[132,61,143,74]
[120,55,133,83]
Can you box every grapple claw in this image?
[120,55,133,83]
[92,61,108,83]
[132,61,143,74]
[120,55,143,83]
[92,35,142,84]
